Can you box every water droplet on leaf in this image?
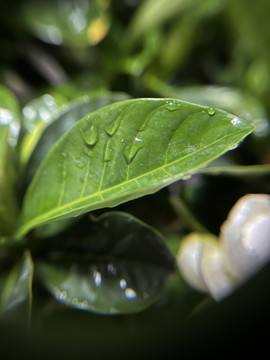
[165,101,181,112]
[93,270,102,287]
[231,117,241,126]
[75,163,86,169]
[182,174,192,180]
[120,278,127,290]
[208,107,216,116]
[104,114,121,136]
[83,120,98,146]
[125,288,136,300]
[124,144,142,164]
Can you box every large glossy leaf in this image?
[23,93,130,187]
[0,251,34,324]
[17,98,255,238]
[38,212,175,314]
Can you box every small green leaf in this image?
[128,0,197,42]
[38,212,175,314]
[20,93,67,167]
[17,98,255,238]
[0,127,19,235]
[0,85,21,147]
[0,251,34,324]
[22,0,111,48]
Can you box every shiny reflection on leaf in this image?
[38,212,175,314]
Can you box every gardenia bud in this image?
[177,194,270,301]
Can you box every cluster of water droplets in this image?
[78,111,146,167]
[48,260,153,313]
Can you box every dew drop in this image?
[83,148,93,158]
[72,298,79,305]
[104,114,121,136]
[107,263,116,274]
[124,145,142,164]
[165,100,181,112]
[61,152,68,159]
[230,117,241,126]
[120,278,127,290]
[125,288,137,300]
[93,270,102,287]
[182,174,192,180]
[208,107,216,116]
[58,290,67,301]
[75,163,86,169]
[82,120,98,146]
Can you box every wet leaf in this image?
[0,251,34,324]
[17,98,255,238]
[23,92,130,188]
[38,212,175,314]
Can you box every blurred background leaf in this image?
[37,212,175,314]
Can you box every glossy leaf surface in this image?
[18,98,255,238]
[24,92,130,186]
[0,251,34,323]
[38,212,175,314]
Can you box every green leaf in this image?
[0,251,34,324]
[0,85,21,147]
[38,212,175,314]
[20,93,67,167]
[198,163,270,177]
[0,127,19,235]
[145,78,266,125]
[22,0,111,48]
[128,0,197,43]
[17,98,255,238]
[23,92,130,188]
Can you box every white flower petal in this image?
[221,194,270,281]
[200,241,236,301]
[177,233,216,293]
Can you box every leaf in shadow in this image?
[0,251,34,324]
[38,212,175,314]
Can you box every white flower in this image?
[177,194,270,301]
